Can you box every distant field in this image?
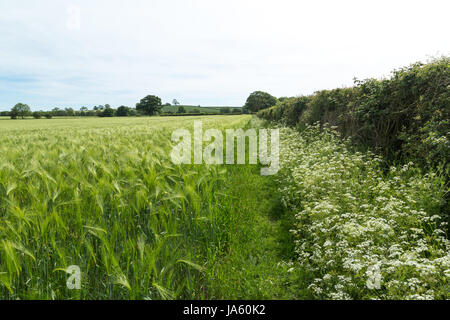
[160,105,240,113]
[0,115,245,132]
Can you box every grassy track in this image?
[206,165,310,299]
[201,118,311,299]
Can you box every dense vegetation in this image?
[255,57,449,299]
[160,105,244,115]
[258,57,449,168]
[276,125,449,299]
[243,91,278,113]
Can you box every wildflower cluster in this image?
[277,124,449,299]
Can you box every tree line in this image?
[2,94,250,119]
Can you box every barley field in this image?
[0,115,253,299]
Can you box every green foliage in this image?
[298,88,355,131]
[161,105,224,114]
[10,103,30,119]
[282,96,311,126]
[65,108,75,116]
[116,106,130,117]
[32,111,42,119]
[52,108,67,117]
[102,106,115,117]
[260,96,311,126]
[136,95,162,116]
[258,57,450,168]
[244,91,277,113]
[177,106,186,113]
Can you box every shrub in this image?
[116,106,130,117]
[282,96,311,126]
[244,91,278,112]
[32,111,42,119]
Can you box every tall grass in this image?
[0,115,250,299]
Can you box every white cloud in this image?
[0,0,449,109]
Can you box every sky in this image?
[0,0,449,111]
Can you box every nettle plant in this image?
[277,124,449,300]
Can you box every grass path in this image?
[206,165,311,299]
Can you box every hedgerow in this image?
[258,57,449,168]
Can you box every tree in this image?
[116,105,130,117]
[80,106,88,116]
[243,91,277,112]
[177,106,186,113]
[136,95,162,116]
[44,112,53,119]
[11,103,31,119]
[52,107,66,116]
[172,99,180,106]
[32,111,42,119]
[102,107,114,117]
[65,107,75,116]
[220,107,231,114]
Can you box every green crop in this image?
[0,115,250,299]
